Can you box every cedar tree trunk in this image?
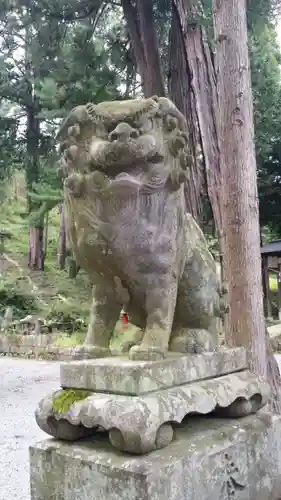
[121,0,165,97]
[212,0,279,390]
[168,3,202,220]
[57,204,67,269]
[173,0,223,251]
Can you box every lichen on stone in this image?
[52,389,92,414]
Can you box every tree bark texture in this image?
[68,256,80,279]
[28,226,44,271]
[212,0,267,376]
[57,204,67,269]
[26,102,44,270]
[172,0,223,247]
[168,4,202,220]
[44,211,49,258]
[121,0,165,97]
[26,104,40,199]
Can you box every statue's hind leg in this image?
[169,266,221,354]
[169,325,218,354]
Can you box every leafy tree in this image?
[0,115,19,181]
[250,25,281,163]
[249,24,281,237]
[0,0,128,269]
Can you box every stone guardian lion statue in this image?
[56,96,226,361]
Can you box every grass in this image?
[53,332,84,347]
[0,175,137,349]
[0,173,91,337]
[269,274,278,292]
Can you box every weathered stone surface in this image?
[30,411,281,500]
[58,97,227,361]
[60,347,247,395]
[0,333,87,360]
[35,370,270,454]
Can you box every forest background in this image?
[0,0,281,343]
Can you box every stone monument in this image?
[30,97,281,499]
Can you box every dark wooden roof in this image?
[261,240,281,256]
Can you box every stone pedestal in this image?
[31,347,280,498]
[30,411,281,500]
[34,347,270,454]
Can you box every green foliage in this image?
[0,0,127,228]
[249,24,281,235]
[0,276,38,318]
[0,0,281,327]
[247,0,281,25]
[52,389,93,414]
[28,176,63,228]
[250,25,281,162]
[45,299,88,333]
[0,115,21,181]
[53,332,84,347]
[261,225,281,244]
[270,274,278,291]
[36,20,122,115]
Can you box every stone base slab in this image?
[35,370,270,454]
[30,411,281,500]
[60,347,247,395]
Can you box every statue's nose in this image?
[109,122,139,142]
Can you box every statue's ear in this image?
[56,105,89,142]
[157,97,187,132]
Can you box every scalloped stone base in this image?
[30,411,281,500]
[35,370,270,454]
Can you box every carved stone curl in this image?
[35,370,270,455]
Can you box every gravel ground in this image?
[0,357,60,500]
[1,354,281,500]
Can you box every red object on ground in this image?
[122,312,129,325]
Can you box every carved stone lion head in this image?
[56,96,191,187]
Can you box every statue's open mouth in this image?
[89,135,164,172]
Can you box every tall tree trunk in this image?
[26,104,40,200]
[26,103,44,271]
[25,23,44,270]
[28,226,44,271]
[121,0,165,97]
[212,0,281,410]
[173,0,223,250]
[44,211,49,259]
[168,4,202,220]
[136,0,165,96]
[57,204,67,269]
[68,256,80,279]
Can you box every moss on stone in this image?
[52,389,92,414]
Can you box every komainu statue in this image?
[57,96,226,361]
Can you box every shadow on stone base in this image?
[30,411,281,500]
